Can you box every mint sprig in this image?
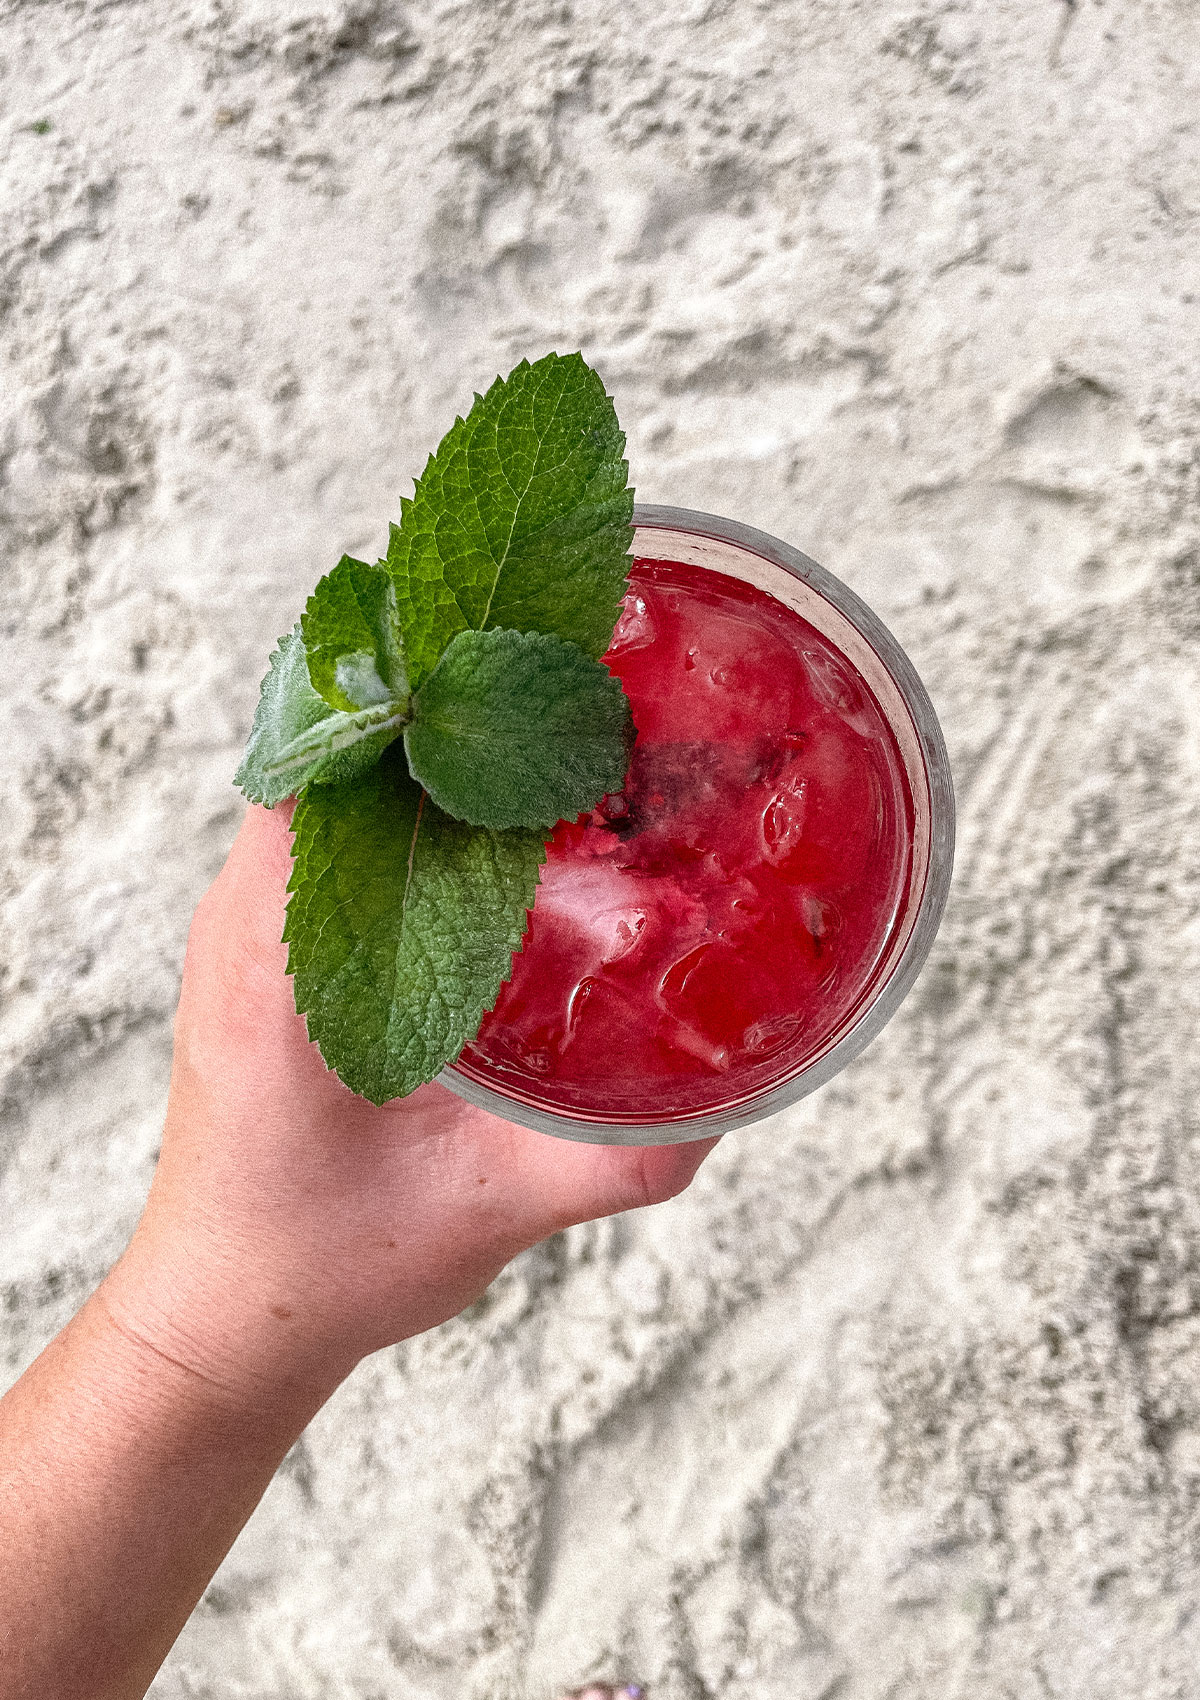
[235,351,635,1101]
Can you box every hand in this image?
[0,804,717,1700]
[102,803,718,1409]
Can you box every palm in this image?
[159,803,716,1357]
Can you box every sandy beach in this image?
[3,1,1200,1694]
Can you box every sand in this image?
[3,0,1200,1694]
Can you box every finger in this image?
[208,801,296,941]
[186,803,300,997]
[639,1137,720,1204]
[179,802,320,1069]
[512,1128,721,1235]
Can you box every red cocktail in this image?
[446,509,954,1142]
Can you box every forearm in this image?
[0,1272,338,1700]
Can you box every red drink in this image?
[455,556,917,1123]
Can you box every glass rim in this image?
[440,503,956,1144]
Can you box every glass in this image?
[440,505,955,1144]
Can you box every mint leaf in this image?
[235,628,403,805]
[404,628,631,830]
[264,702,408,786]
[235,627,332,806]
[285,747,546,1103]
[301,555,408,712]
[384,351,633,689]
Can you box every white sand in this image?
[3,1,1200,1695]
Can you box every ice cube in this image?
[801,648,880,735]
[800,893,828,938]
[798,892,840,958]
[760,773,808,862]
[656,941,714,1007]
[653,942,737,1073]
[658,1014,732,1074]
[533,861,653,969]
[608,910,648,961]
[609,592,656,654]
[656,932,804,1070]
[740,1013,803,1059]
[559,973,643,1057]
[802,647,859,712]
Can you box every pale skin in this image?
[0,803,717,1700]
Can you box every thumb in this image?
[516,1133,721,1238]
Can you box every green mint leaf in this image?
[384,351,633,689]
[404,628,631,830]
[236,627,334,805]
[235,628,403,805]
[284,747,546,1103]
[263,702,408,785]
[301,555,408,712]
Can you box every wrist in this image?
[98,1217,359,1431]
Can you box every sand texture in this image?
[3,0,1200,1694]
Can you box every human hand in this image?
[1,805,717,1700]
[102,803,718,1412]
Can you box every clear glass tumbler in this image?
[440,504,955,1144]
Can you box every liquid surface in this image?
[456,559,915,1121]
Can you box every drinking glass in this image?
[441,504,955,1144]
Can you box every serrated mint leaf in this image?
[235,628,403,805]
[285,747,546,1103]
[404,628,631,831]
[384,351,633,689]
[302,555,408,712]
[264,701,408,785]
[236,627,334,806]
